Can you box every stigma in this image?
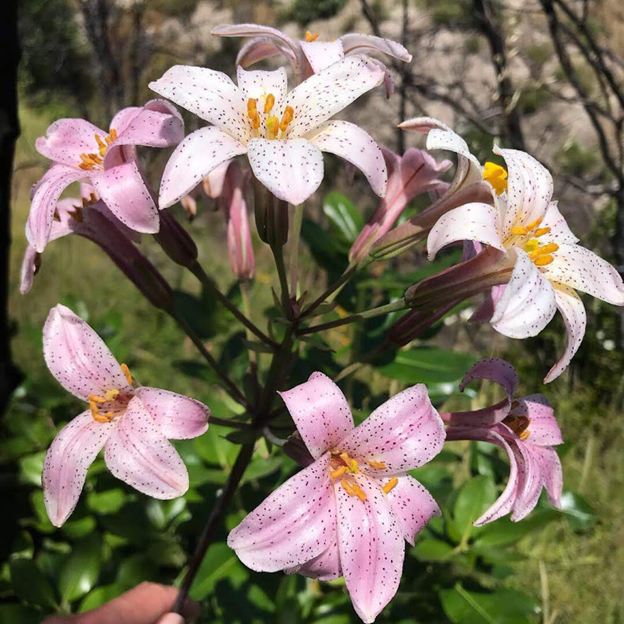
[78,130,117,171]
[483,161,508,195]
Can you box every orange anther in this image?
[526,217,543,231]
[305,31,320,42]
[533,227,551,237]
[534,254,554,266]
[352,483,367,502]
[341,478,355,496]
[88,394,107,404]
[368,460,387,470]
[511,226,528,236]
[383,478,399,494]
[279,106,294,133]
[537,242,559,255]
[93,413,111,423]
[264,93,275,114]
[330,466,348,480]
[519,430,531,441]
[121,363,133,385]
[109,128,117,141]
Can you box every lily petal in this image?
[227,454,337,572]
[149,66,250,143]
[90,161,160,233]
[427,202,505,260]
[539,201,579,244]
[336,475,404,624]
[460,357,519,398]
[279,372,354,460]
[42,410,113,527]
[104,397,189,498]
[236,66,288,107]
[544,284,587,383]
[300,40,345,73]
[386,475,440,545]
[237,37,287,68]
[543,243,624,305]
[529,445,563,509]
[491,249,557,338]
[159,127,247,209]
[509,441,544,522]
[308,120,387,197]
[284,55,384,138]
[26,165,86,252]
[134,387,209,440]
[510,394,563,446]
[43,304,130,401]
[340,33,412,62]
[287,540,342,581]
[341,384,445,477]
[247,138,323,205]
[35,118,106,168]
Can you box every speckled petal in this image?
[460,358,519,399]
[509,440,543,522]
[335,475,404,624]
[43,304,130,401]
[427,202,505,260]
[539,201,579,244]
[301,40,345,73]
[544,284,587,383]
[509,394,563,446]
[43,410,113,527]
[278,372,354,460]
[134,387,209,440]
[35,118,106,168]
[159,126,247,209]
[90,161,159,234]
[530,445,563,509]
[308,120,387,197]
[247,138,323,205]
[491,249,557,338]
[340,33,412,62]
[237,37,287,68]
[286,539,342,581]
[494,147,553,237]
[543,243,624,306]
[236,65,288,108]
[386,475,440,545]
[227,454,337,572]
[149,65,250,143]
[341,384,445,477]
[104,397,189,499]
[284,55,384,138]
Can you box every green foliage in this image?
[557,140,600,177]
[287,0,348,25]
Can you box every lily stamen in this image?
[121,363,133,385]
[264,93,275,114]
[279,106,294,133]
[382,478,399,494]
[305,30,319,42]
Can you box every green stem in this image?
[240,281,257,366]
[289,204,304,299]
[210,416,251,429]
[297,298,408,336]
[190,262,278,350]
[271,244,291,317]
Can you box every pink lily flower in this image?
[402,119,624,382]
[228,372,444,623]
[212,24,412,97]
[42,305,209,527]
[27,100,184,252]
[443,358,563,525]
[149,56,388,208]
[349,147,451,262]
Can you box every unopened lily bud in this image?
[253,179,289,247]
[154,208,199,269]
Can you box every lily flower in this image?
[27,100,184,252]
[228,372,444,623]
[149,56,388,208]
[443,358,563,525]
[42,305,209,527]
[402,119,624,382]
[212,23,412,97]
[349,146,451,262]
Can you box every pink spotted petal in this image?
[544,284,587,383]
[494,146,553,237]
[539,201,579,244]
[43,304,130,401]
[460,358,519,399]
[104,397,189,498]
[227,454,337,572]
[20,245,40,295]
[236,66,288,107]
[279,372,354,460]
[26,165,86,252]
[149,66,250,143]
[42,410,113,527]
[509,394,563,447]
[509,441,544,522]
[543,243,624,306]
[247,138,323,205]
[491,249,557,338]
[300,40,345,73]
[159,127,247,209]
[469,284,506,323]
[90,161,159,233]
[287,540,342,581]
[237,37,287,68]
[308,120,387,196]
[340,33,412,62]
[427,202,505,260]
[204,159,233,198]
[284,55,384,138]
[336,475,404,624]
[341,384,445,477]
[530,445,563,509]
[35,118,106,168]
[386,475,440,545]
[134,387,209,440]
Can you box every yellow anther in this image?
[105,389,120,401]
[330,466,348,480]
[266,115,279,138]
[279,106,294,133]
[247,98,261,129]
[109,128,117,141]
[483,161,508,194]
[519,430,531,441]
[383,478,399,494]
[537,242,559,255]
[534,254,554,266]
[511,226,528,236]
[340,452,359,473]
[533,227,551,237]
[305,31,320,42]
[89,394,107,404]
[352,483,367,502]
[523,239,540,253]
[264,93,275,114]
[526,217,543,231]
[93,412,112,423]
[368,460,387,470]
[121,363,133,385]
[95,134,107,153]
[341,478,355,496]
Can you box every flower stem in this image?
[271,244,291,317]
[172,443,255,614]
[190,262,278,350]
[240,281,257,365]
[289,204,304,299]
[210,416,251,429]
[297,298,408,336]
